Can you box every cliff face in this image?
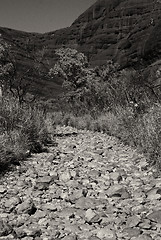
[46,0,161,67]
[1,0,161,68]
[1,0,161,97]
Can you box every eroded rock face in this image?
[1,0,161,99]
[1,0,161,70]
[41,0,161,67]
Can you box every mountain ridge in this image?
[1,0,161,98]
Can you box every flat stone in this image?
[85,209,97,223]
[35,180,50,190]
[43,203,57,211]
[75,197,98,210]
[131,234,152,240]
[147,210,161,223]
[88,237,100,240]
[126,215,141,227]
[14,227,27,238]
[57,208,75,219]
[23,227,42,237]
[69,190,83,201]
[59,171,71,182]
[16,199,37,215]
[122,227,141,237]
[64,223,81,233]
[62,235,77,240]
[0,234,14,239]
[146,188,161,200]
[13,214,30,227]
[4,196,21,211]
[139,219,151,230]
[96,227,116,239]
[0,186,6,194]
[0,220,12,237]
[106,185,131,199]
[49,171,59,180]
[109,172,122,182]
[32,210,47,219]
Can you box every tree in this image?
[49,48,124,112]
[0,39,35,104]
[49,48,100,99]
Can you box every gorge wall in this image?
[1,0,161,97]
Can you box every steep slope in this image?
[0,27,64,99]
[41,0,161,67]
[1,0,161,98]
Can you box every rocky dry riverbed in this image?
[0,126,161,240]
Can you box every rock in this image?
[126,215,141,227]
[35,176,53,190]
[49,170,59,180]
[139,219,151,230]
[131,234,152,240]
[4,196,21,211]
[57,207,75,219]
[43,203,57,211]
[23,227,42,237]
[70,170,78,179]
[88,237,100,240]
[69,189,84,202]
[0,234,14,239]
[32,210,47,219]
[64,224,81,234]
[12,213,30,227]
[62,234,77,240]
[96,227,116,239]
[59,171,71,182]
[146,188,161,200]
[0,220,12,237]
[22,237,33,240]
[122,227,141,237]
[109,172,122,183]
[0,186,6,194]
[106,185,131,199]
[16,199,37,215]
[14,227,27,238]
[147,210,161,224]
[75,197,98,210]
[85,209,99,223]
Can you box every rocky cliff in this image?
[2,0,161,68]
[1,0,161,97]
[53,0,161,66]
[40,0,161,68]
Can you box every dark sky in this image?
[0,0,96,33]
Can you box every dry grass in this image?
[52,103,161,169]
[0,96,55,171]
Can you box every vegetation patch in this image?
[50,48,161,170]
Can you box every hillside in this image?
[1,0,161,98]
[0,27,64,99]
[36,0,161,68]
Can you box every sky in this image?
[0,0,96,33]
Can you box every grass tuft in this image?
[0,95,55,171]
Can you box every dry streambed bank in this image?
[0,126,161,240]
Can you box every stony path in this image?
[0,126,161,240]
